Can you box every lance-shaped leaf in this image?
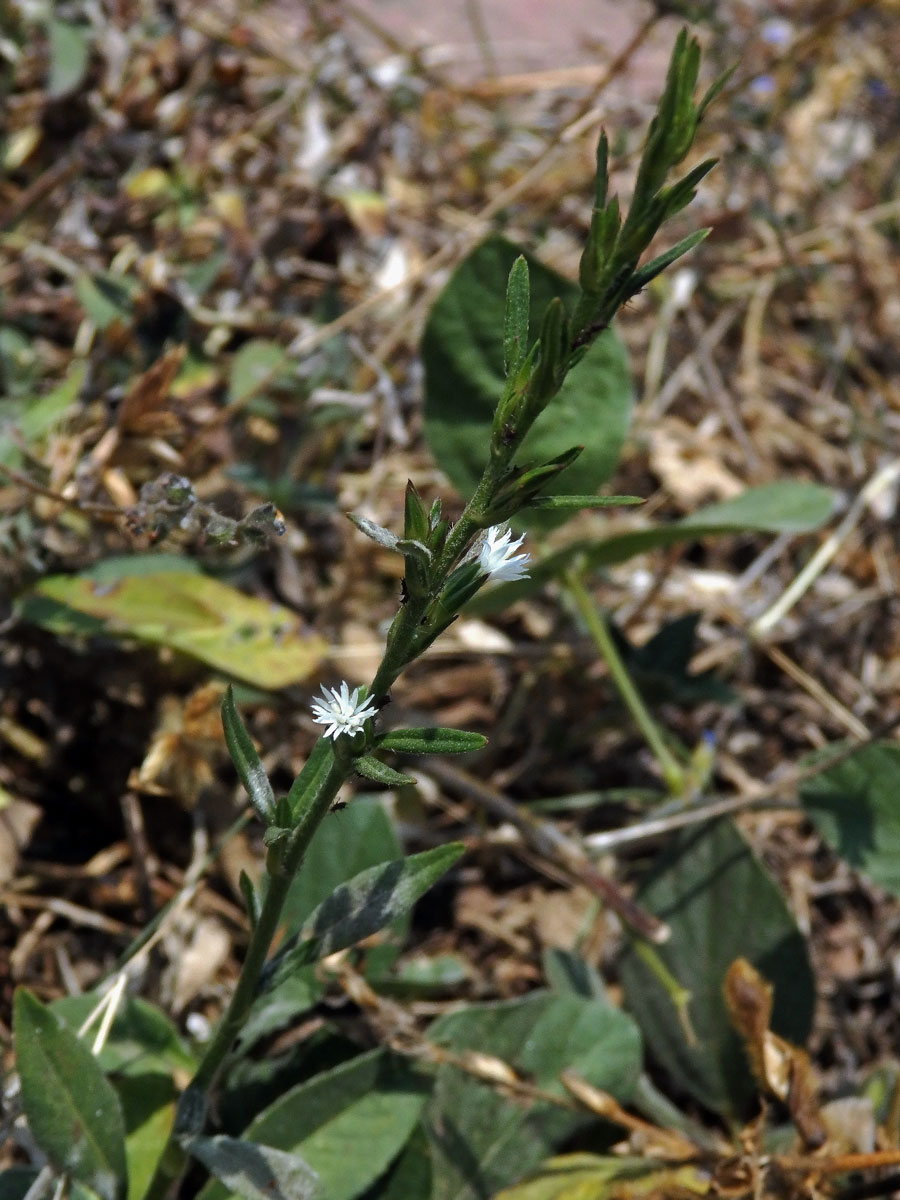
[503,256,531,378]
[485,446,584,522]
[222,687,275,823]
[239,869,261,928]
[404,481,429,543]
[286,737,336,822]
[354,755,416,787]
[14,989,128,1200]
[183,1135,318,1200]
[526,494,643,511]
[348,512,400,551]
[263,843,465,985]
[528,297,568,406]
[629,228,710,295]
[197,1050,428,1200]
[375,728,487,755]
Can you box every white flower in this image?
[477,525,531,582]
[311,681,378,739]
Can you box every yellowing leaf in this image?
[124,168,172,201]
[25,570,327,689]
[496,1155,711,1200]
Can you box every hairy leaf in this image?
[14,989,127,1200]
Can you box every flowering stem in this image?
[149,449,522,1200]
[370,472,499,698]
[563,569,685,796]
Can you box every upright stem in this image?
[147,455,512,1200]
[145,756,348,1200]
[564,569,685,795]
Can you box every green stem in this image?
[145,755,348,1200]
[563,569,685,795]
[147,453,513,1200]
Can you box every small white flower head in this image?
[477,524,531,583]
[311,681,378,740]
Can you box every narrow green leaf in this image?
[221,687,275,823]
[286,737,335,822]
[503,256,531,377]
[468,481,836,614]
[347,512,400,551]
[630,228,710,294]
[185,1136,318,1200]
[404,481,429,543]
[531,297,566,401]
[698,63,737,119]
[354,755,416,787]
[375,727,487,755]
[265,843,466,984]
[14,988,128,1200]
[526,494,643,510]
[239,869,261,929]
[593,132,609,210]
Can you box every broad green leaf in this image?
[14,988,128,1200]
[185,1136,317,1200]
[198,1050,429,1200]
[619,818,814,1118]
[279,795,401,933]
[117,1073,177,1200]
[222,687,276,822]
[265,843,465,985]
[610,613,735,706]
[495,1154,711,1200]
[384,953,471,997]
[47,19,91,97]
[376,1124,432,1200]
[229,340,290,405]
[19,569,327,689]
[800,742,900,897]
[470,481,836,613]
[375,728,486,755]
[237,972,323,1053]
[422,235,633,531]
[0,1169,40,1200]
[242,798,403,1046]
[51,993,195,1079]
[542,949,607,1002]
[426,991,642,1200]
